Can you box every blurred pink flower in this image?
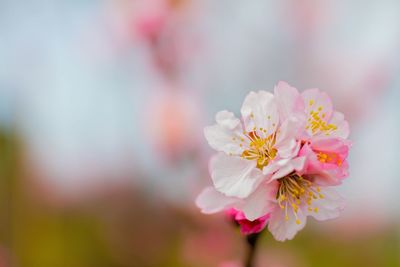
[134,8,167,44]
[143,87,203,162]
[196,82,351,241]
[131,0,196,79]
[219,261,242,267]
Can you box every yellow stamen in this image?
[241,131,277,169]
[306,107,337,135]
[277,174,323,224]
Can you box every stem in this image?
[245,232,261,267]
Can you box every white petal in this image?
[275,117,304,158]
[195,187,238,214]
[210,153,265,198]
[274,81,305,121]
[327,111,350,139]
[262,160,285,176]
[204,110,246,155]
[216,110,241,129]
[277,139,300,159]
[306,187,345,221]
[270,157,306,180]
[263,157,306,180]
[240,91,278,137]
[237,181,278,221]
[268,205,307,241]
[275,117,304,147]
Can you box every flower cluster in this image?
[196,82,351,241]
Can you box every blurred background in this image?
[0,0,400,266]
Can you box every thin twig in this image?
[245,232,261,267]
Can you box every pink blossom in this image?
[274,81,351,184]
[197,82,351,241]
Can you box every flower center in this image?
[316,151,342,166]
[241,131,277,169]
[277,174,324,224]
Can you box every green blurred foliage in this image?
[0,129,399,267]
[259,222,399,267]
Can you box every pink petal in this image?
[274,81,305,122]
[327,111,350,139]
[237,213,270,235]
[312,138,350,159]
[300,138,350,183]
[226,209,270,235]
